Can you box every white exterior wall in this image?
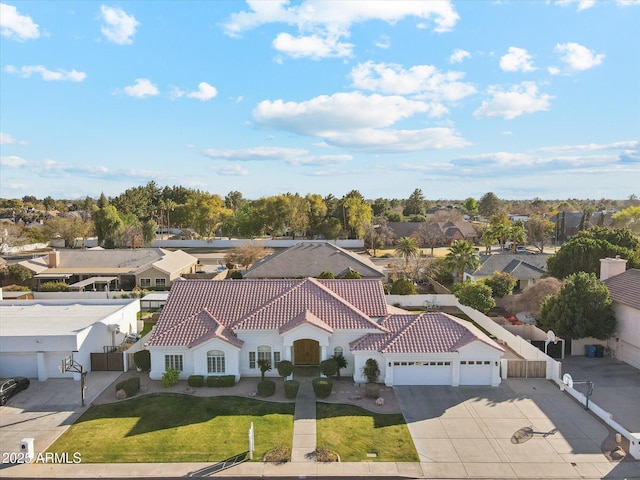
[149,346,192,380]
[352,351,386,384]
[191,340,242,380]
[612,303,640,369]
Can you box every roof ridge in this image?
[230,279,305,329]
[307,278,390,332]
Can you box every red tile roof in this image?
[603,269,640,310]
[350,312,504,354]
[149,278,388,347]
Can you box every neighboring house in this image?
[18,248,198,290]
[146,278,504,386]
[466,253,550,290]
[601,257,640,369]
[0,299,139,380]
[244,242,384,279]
[387,221,478,246]
[551,211,613,239]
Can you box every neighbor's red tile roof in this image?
[350,312,505,354]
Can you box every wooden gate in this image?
[91,352,124,371]
[506,360,546,378]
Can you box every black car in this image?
[0,377,30,405]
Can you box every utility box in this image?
[20,438,34,462]
[630,433,640,460]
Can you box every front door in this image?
[294,339,320,365]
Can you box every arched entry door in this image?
[293,339,320,365]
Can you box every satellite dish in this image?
[562,373,573,389]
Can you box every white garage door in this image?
[459,360,493,385]
[392,360,453,385]
[0,353,38,378]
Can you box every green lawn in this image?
[316,403,418,462]
[47,394,294,463]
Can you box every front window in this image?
[164,354,183,371]
[249,351,256,369]
[333,346,344,357]
[207,350,225,374]
[257,345,271,363]
[155,278,167,288]
[140,278,151,288]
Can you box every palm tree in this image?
[445,240,480,283]
[395,236,420,270]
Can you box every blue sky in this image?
[1,0,639,202]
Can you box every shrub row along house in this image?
[146,278,504,386]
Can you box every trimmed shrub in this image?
[320,358,338,377]
[312,377,333,399]
[133,349,151,372]
[263,445,291,463]
[39,281,69,292]
[276,359,293,379]
[187,375,205,387]
[362,358,380,383]
[207,375,236,387]
[228,270,243,279]
[115,376,140,398]
[257,379,276,397]
[162,368,179,387]
[284,380,300,399]
[365,383,381,399]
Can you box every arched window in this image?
[333,346,344,357]
[207,350,225,374]
[257,345,271,363]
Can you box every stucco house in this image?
[0,298,139,380]
[600,257,640,369]
[146,278,504,386]
[18,248,198,290]
[243,242,385,279]
[466,253,550,291]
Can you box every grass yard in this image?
[316,403,418,462]
[47,394,294,463]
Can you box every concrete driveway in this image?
[395,379,640,479]
[0,372,121,461]
[561,356,640,433]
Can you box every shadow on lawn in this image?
[75,393,294,437]
[316,401,406,429]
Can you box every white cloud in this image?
[547,66,561,75]
[211,164,249,176]
[223,0,459,59]
[254,91,432,135]
[5,64,86,82]
[0,132,27,145]
[322,127,470,152]
[375,34,391,49]
[0,155,28,167]
[555,42,604,71]
[500,47,536,72]
[253,91,469,152]
[473,82,553,120]
[122,78,159,98]
[0,3,40,41]
[272,32,353,59]
[100,5,139,45]
[449,48,471,63]
[349,61,476,102]
[203,146,308,162]
[538,140,639,153]
[286,154,353,166]
[187,82,218,101]
[555,0,596,10]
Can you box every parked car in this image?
[0,377,30,406]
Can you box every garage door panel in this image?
[459,360,493,385]
[393,361,452,385]
[0,353,38,378]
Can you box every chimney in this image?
[48,250,60,268]
[599,256,627,281]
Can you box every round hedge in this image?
[312,377,333,399]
